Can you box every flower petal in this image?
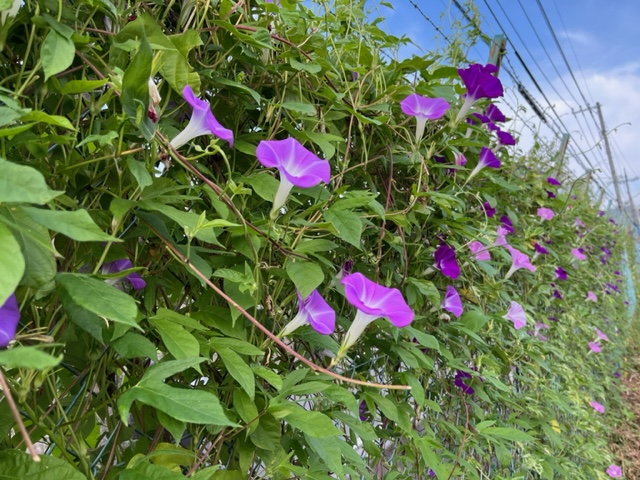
[0,293,20,348]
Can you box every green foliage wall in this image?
[0,0,635,478]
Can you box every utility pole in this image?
[596,102,625,213]
[623,170,640,229]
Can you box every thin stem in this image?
[0,369,40,462]
[147,220,410,391]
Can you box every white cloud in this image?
[558,29,593,46]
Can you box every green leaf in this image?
[0,207,56,290]
[118,358,237,426]
[76,130,119,148]
[252,366,282,391]
[0,95,30,127]
[139,201,221,246]
[0,157,63,204]
[209,337,264,356]
[293,239,338,255]
[269,403,341,438]
[285,260,324,299]
[244,173,278,202]
[233,389,259,433]
[41,30,75,81]
[0,450,86,479]
[323,208,362,248]
[216,346,255,400]
[281,101,316,116]
[0,222,24,305]
[57,273,141,331]
[60,78,109,94]
[112,332,158,360]
[158,49,200,96]
[121,35,155,140]
[482,427,536,443]
[210,76,260,105]
[126,157,153,189]
[290,57,322,74]
[0,346,62,369]
[21,207,120,242]
[149,317,200,360]
[119,460,190,480]
[20,111,76,131]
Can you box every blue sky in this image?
[368,0,640,215]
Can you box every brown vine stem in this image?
[0,369,40,462]
[447,398,470,480]
[147,221,410,391]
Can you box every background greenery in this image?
[0,0,637,478]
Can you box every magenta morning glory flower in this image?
[495,226,509,246]
[434,243,460,279]
[400,93,450,141]
[504,301,527,329]
[338,273,414,359]
[483,201,496,218]
[547,177,561,186]
[504,246,536,279]
[537,207,554,221]
[454,150,467,166]
[466,147,501,181]
[606,465,622,478]
[0,293,20,348]
[533,242,549,255]
[595,328,609,341]
[256,137,331,217]
[469,240,491,261]
[280,289,335,337]
[591,401,605,413]
[455,63,504,122]
[103,259,146,290]
[589,341,601,353]
[442,285,463,318]
[586,291,598,302]
[170,85,234,149]
[571,248,587,261]
[485,103,506,123]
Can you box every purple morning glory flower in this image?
[533,242,549,255]
[483,201,496,218]
[434,243,460,279]
[256,137,331,216]
[588,341,601,353]
[485,103,506,123]
[553,289,563,299]
[338,273,414,358]
[467,112,487,125]
[170,85,234,149]
[495,226,509,246]
[537,207,554,221]
[504,246,535,279]
[280,289,335,337]
[555,266,567,280]
[0,293,20,348]
[454,370,475,394]
[571,248,587,261]
[547,177,561,186]
[591,401,605,413]
[454,151,467,166]
[614,371,621,378]
[442,285,463,318]
[428,469,436,478]
[400,93,450,141]
[500,215,514,234]
[504,301,527,329]
[103,259,146,290]
[496,129,516,146]
[598,210,605,217]
[606,465,622,478]
[469,240,491,261]
[595,328,609,341]
[455,63,504,122]
[546,190,556,199]
[586,291,598,302]
[358,400,370,421]
[467,147,501,181]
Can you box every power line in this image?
[407,0,451,43]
